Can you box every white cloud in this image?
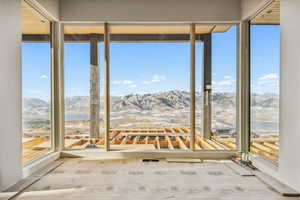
[152,75,166,82]
[257,73,279,88]
[123,80,133,85]
[112,80,133,85]
[129,84,138,88]
[142,74,166,84]
[224,75,231,79]
[259,73,279,81]
[142,80,151,85]
[112,80,122,85]
[40,75,48,79]
[217,78,236,86]
[218,80,233,86]
[112,80,137,89]
[251,73,280,94]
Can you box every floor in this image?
[10,158,297,200]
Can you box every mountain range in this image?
[23,90,279,118]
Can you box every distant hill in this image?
[112,90,194,111]
[23,90,279,117]
[22,98,49,118]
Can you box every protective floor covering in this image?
[11,158,300,200]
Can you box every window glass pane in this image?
[195,39,203,148]
[109,24,191,151]
[250,25,280,163]
[64,25,105,149]
[250,0,280,163]
[195,24,237,151]
[211,26,237,149]
[21,0,52,164]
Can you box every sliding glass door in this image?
[194,25,238,151]
[250,24,280,163]
[249,0,280,164]
[61,23,239,152]
[21,0,53,164]
[64,24,105,149]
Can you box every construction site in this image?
[2,0,300,199]
[22,128,279,164]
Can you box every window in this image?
[250,0,280,163]
[250,25,280,163]
[64,25,105,149]
[109,24,191,151]
[21,0,52,164]
[195,24,237,151]
[211,26,237,147]
[61,23,239,152]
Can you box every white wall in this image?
[60,0,240,22]
[0,0,22,191]
[241,0,271,20]
[279,0,300,192]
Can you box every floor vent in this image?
[142,159,160,162]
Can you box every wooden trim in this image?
[104,23,110,151]
[237,21,250,153]
[61,150,237,160]
[190,23,196,151]
[52,22,65,152]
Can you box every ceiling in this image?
[22,0,231,35]
[22,0,280,35]
[64,24,231,35]
[251,0,280,25]
[22,0,50,34]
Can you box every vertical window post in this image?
[104,23,110,151]
[52,22,65,152]
[237,21,250,156]
[202,33,212,139]
[89,34,100,142]
[190,23,196,151]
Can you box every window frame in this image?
[21,0,55,166]
[59,22,241,156]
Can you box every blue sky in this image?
[251,25,280,94]
[22,25,280,100]
[22,43,51,100]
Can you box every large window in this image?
[21,1,52,164]
[64,25,104,149]
[250,0,280,163]
[250,25,280,163]
[109,24,191,151]
[61,23,239,152]
[195,25,237,151]
[211,26,237,147]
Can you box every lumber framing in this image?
[166,136,174,150]
[190,23,196,151]
[104,23,110,151]
[22,128,279,164]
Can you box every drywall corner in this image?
[279,0,300,192]
[0,0,23,191]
